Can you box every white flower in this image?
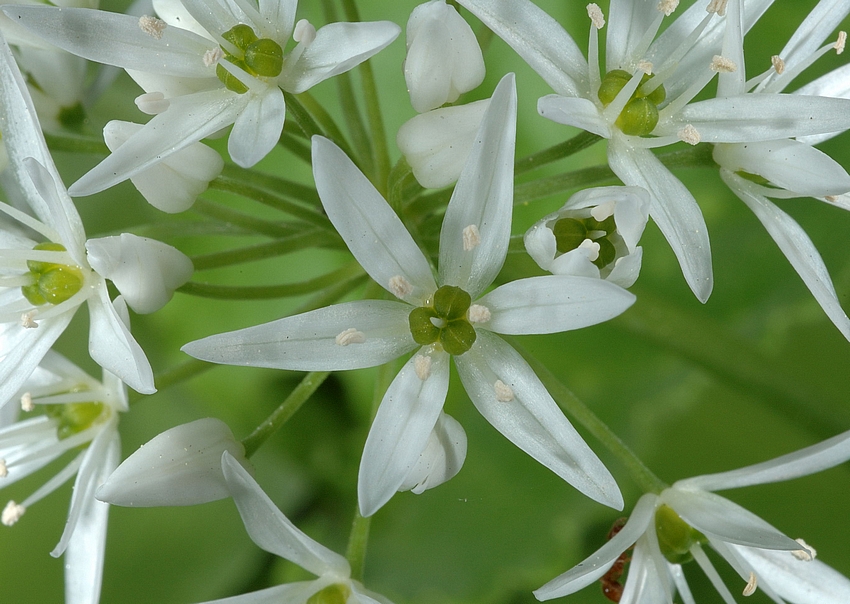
[524,186,650,288]
[535,429,850,603]
[0,350,126,604]
[184,74,634,516]
[0,32,193,399]
[456,0,850,303]
[404,0,485,113]
[193,450,395,604]
[2,0,400,195]
[96,417,251,507]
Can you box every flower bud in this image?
[398,413,467,494]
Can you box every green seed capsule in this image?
[27,242,67,274]
[597,69,631,106]
[409,306,441,346]
[615,97,659,136]
[245,38,284,78]
[46,401,105,440]
[306,583,351,604]
[552,218,588,254]
[440,319,477,355]
[433,285,472,321]
[216,62,250,94]
[38,265,85,305]
[221,24,258,50]
[655,504,707,564]
[21,278,47,306]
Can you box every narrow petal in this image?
[180,0,250,41]
[455,330,622,509]
[608,137,713,302]
[619,531,673,604]
[721,171,850,341]
[222,451,351,577]
[358,351,450,517]
[312,136,436,303]
[534,493,658,600]
[228,85,286,168]
[606,0,660,72]
[776,0,850,74]
[182,300,416,371]
[195,581,329,604]
[439,73,516,298]
[537,94,611,138]
[456,0,588,97]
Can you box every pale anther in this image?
[135,91,169,115]
[335,328,366,346]
[414,354,432,380]
[20,392,34,412]
[462,225,481,251]
[293,19,317,45]
[710,55,737,73]
[771,55,785,74]
[579,239,600,262]
[0,460,7,478]
[657,0,679,16]
[494,380,515,402]
[835,31,846,55]
[742,572,757,596]
[203,47,224,68]
[1,501,25,526]
[678,124,701,145]
[21,312,37,329]
[637,60,653,75]
[388,275,413,299]
[706,0,727,16]
[139,15,167,39]
[792,538,817,561]
[586,4,605,29]
[825,195,839,203]
[467,304,491,324]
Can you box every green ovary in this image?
[598,69,666,136]
[408,285,477,355]
[21,243,84,306]
[216,24,284,94]
[45,400,106,440]
[306,583,351,604]
[654,504,707,564]
[552,214,617,269]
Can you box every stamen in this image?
[677,124,701,145]
[21,392,34,412]
[742,572,757,596]
[586,4,605,29]
[578,239,601,262]
[706,0,727,16]
[335,328,365,346]
[414,354,432,380]
[138,15,167,39]
[388,275,413,299]
[135,91,169,115]
[771,55,785,74]
[462,225,481,251]
[657,0,679,16]
[467,304,491,324]
[1,501,25,526]
[792,538,817,561]
[293,19,316,45]
[711,55,737,73]
[21,312,37,329]
[825,195,839,203]
[203,47,224,67]
[637,60,653,75]
[494,380,515,402]
[835,31,846,55]
[0,460,7,478]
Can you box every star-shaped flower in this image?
[535,429,850,603]
[3,0,400,196]
[183,74,634,516]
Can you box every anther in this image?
[204,47,224,67]
[139,15,167,39]
[388,275,414,299]
[586,4,605,29]
[578,239,601,262]
[293,19,316,45]
[742,572,757,596]
[21,312,37,329]
[792,538,817,561]
[677,124,701,145]
[657,0,679,16]
[711,55,737,72]
[467,304,491,324]
[335,328,365,346]
[0,460,6,478]
[835,31,846,55]
[771,55,785,74]
[825,195,839,203]
[706,0,727,16]
[494,380,515,402]
[637,61,653,75]
[1,501,25,526]
[414,354,432,380]
[20,392,34,412]
[462,225,481,251]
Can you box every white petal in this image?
[548,248,601,279]
[455,331,622,509]
[398,412,467,494]
[358,351,450,517]
[606,0,661,72]
[534,493,658,600]
[396,99,489,189]
[180,0,251,42]
[152,0,214,40]
[456,0,588,97]
[182,300,416,371]
[96,418,249,507]
[258,0,298,41]
[607,247,644,288]
[776,0,850,75]
[608,137,713,302]
[312,136,436,303]
[619,530,673,604]
[439,73,516,298]
[222,451,352,577]
[280,21,400,93]
[478,275,635,334]
[721,171,850,341]
[537,94,611,138]
[194,581,328,604]
[228,85,286,168]
[86,233,193,314]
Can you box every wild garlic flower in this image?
[3,0,400,195]
[404,0,485,113]
[524,186,650,288]
[535,429,850,603]
[184,75,634,516]
[0,351,126,604]
[457,0,850,303]
[0,32,193,400]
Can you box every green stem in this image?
[296,90,354,158]
[192,198,305,238]
[278,130,313,165]
[220,163,321,206]
[510,339,668,494]
[190,232,341,271]
[127,359,213,405]
[514,131,603,175]
[44,132,109,155]
[514,165,618,205]
[292,273,370,314]
[284,91,325,139]
[388,157,415,215]
[178,264,364,300]
[241,371,331,458]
